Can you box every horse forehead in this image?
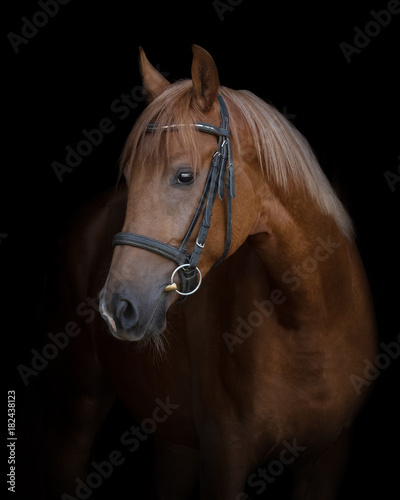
[131,134,219,180]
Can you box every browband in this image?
[146,122,231,138]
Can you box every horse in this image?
[45,45,377,499]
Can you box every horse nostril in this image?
[116,298,129,318]
[113,295,139,330]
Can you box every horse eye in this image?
[176,171,195,185]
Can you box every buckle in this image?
[195,238,205,249]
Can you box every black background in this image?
[4,0,399,498]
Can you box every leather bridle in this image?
[112,94,235,296]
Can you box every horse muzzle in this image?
[99,284,171,342]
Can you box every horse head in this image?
[99,46,255,342]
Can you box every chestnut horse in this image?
[46,46,377,499]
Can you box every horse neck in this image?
[247,177,355,329]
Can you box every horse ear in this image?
[191,45,220,113]
[139,46,170,103]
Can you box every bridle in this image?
[113,94,234,296]
[112,94,235,296]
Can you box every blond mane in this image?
[121,80,354,239]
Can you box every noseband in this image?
[112,94,235,296]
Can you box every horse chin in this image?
[110,329,147,342]
[112,317,167,344]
